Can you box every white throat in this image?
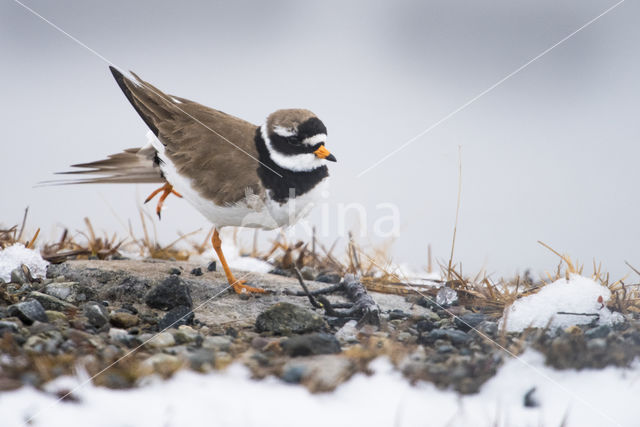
[261,125,325,172]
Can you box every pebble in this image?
[255,302,327,335]
[158,305,194,330]
[202,335,232,352]
[454,313,487,332]
[0,320,19,333]
[108,328,130,344]
[29,292,77,312]
[281,365,306,383]
[83,303,110,328]
[109,312,139,328]
[281,333,341,357]
[421,328,471,346]
[10,265,31,285]
[146,332,176,348]
[315,273,341,284]
[172,325,200,344]
[144,276,193,310]
[189,348,215,372]
[335,320,359,344]
[585,324,611,339]
[437,344,455,354]
[299,266,317,280]
[140,354,183,376]
[8,300,48,325]
[190,267,203,276]
[207,261,216,272]
[416,319,436,333]
[280,355,353,392]
[169,268,181,275]
[45,310,67,324]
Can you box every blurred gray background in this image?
[2,0,639,278]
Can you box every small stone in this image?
[140,354,183,376]
[585,324,611,339]
[29,291,77,312]
[108,328,130,344]
[202,335,232,352]
[280,355,353,392]
[299,266,317,280]
[145,276,193,310]
[281,333,341,357]
[189,348,215,372]
[586,338,607,352]
[172,325,199,344]
[454,313,487,332]
[158,305,194,330]
[281,365,306,384]
[396,332,412,342]
[524,387,539,408]
[255,302,327,335]
[0,321,19,334]
[147,332,176,348]
[45,310,67,323]
[169,268,181,275]
[315,273,341,284]
[207,261,216,272]
[475,321,498,337]
[190,267,203,276]
[388,309,409,320]
[335,320,359,344]
[84,303,109,328]
[416,319,436,333]
[421,328,470,346]
[109,312,139,328]
[437,344,455,354]
[8,300,48,325]
[10,265,31,285]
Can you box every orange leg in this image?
[144,183,182,219]
[212,229,267,294]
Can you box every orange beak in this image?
[313,145,337,162]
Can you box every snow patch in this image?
[1,351,638,427]
[501,274,624,332]
[0,244,48,282]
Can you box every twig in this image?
[447,146,462,280]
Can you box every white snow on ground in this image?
[0,243,48,282]
[501,274,625,332]
[0,351,637,427]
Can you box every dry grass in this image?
[2,208,639,315]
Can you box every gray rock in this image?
[145,276,192,310]
[29,291,77,312]
[255,302,326,335]
[437,344,455,353]
[585,325,611,339]
[105,277,150,302]
[454,313,487,332]
[474,321,498,337]
[10,265,31,285]
[146,332,176,348]
[335,320,359,344]
[190,267,203,276]
[421,328,471,345]
[43,282,94,303]
[202,335,232,352]
[299,266,317,280]
[315,273,341,284]
[172,326,199,344]
[281,333,341,357]
[189,348,215,372]
[8,300,48,325]
[281,365,306,383]
[158,305,194,330]
[84,302,109,328]
[0,320,19,333]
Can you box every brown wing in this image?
[109,66,264,205]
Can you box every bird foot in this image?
[144,183,182,219]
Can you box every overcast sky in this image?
[2,0,639,278]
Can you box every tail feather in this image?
[43,146,164,186]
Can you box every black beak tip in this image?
[326,154,337,162]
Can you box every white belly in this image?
[146,131,326,230]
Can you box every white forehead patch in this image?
[261,125,325,172]
[302,134,326,146]
[273,125,296,137]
